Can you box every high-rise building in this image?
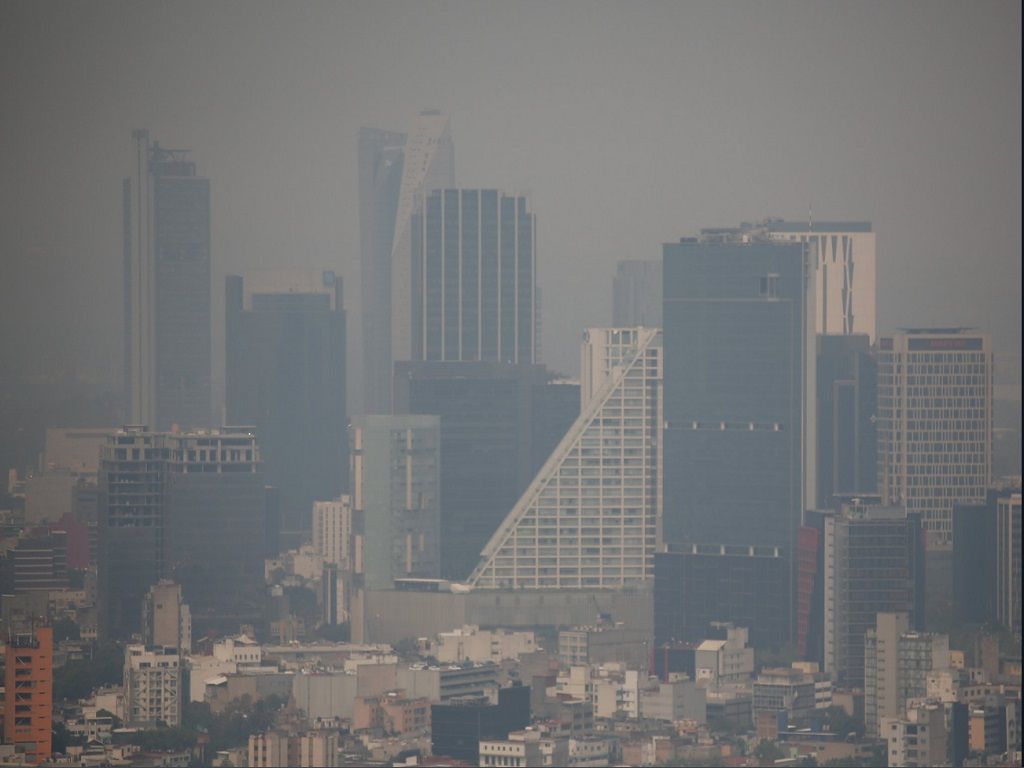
[393,361,548,581]
[312,495,354,569]
[468,328,662,589]
[123,129,211,430]
[142,580,191,653]
[350,415,440,590]
[124,644,182,726]
[823,503,925,687]
[10,531,68,594]
[162,429,268,637]
[995,491,1021,637]
[97,427,167,640]
[765,221,876,340]
[864,613,949,735]
[358,112,454,415]
[226,269,347,533]
[612,260,662,328]
[877,329,993,550]
[661,233,816,644]
[3,626,52,764]
[98,426,271,640]
[952,491,1001,626]
[529,377,581,476]
[816,334,877,507]
[653,544,791,650]
[411,189,536,365]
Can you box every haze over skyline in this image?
[2,0,1020,406]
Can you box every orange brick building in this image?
[3,626,52,764]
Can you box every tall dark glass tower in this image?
[123,129,211,430]
[657,233,815,647]
[411,189,536,365]
[816,334,877,508]
[226,270,347,536]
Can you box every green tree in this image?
[51,722,85,755]
[52,616,80,643]
[53,642,123,702]
[822,705,865,738]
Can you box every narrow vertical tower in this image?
[123,130,211,429]
[3,626,53,764]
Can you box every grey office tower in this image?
[411,189,536,365]
[123,130,211,430]
[226,270,347,535]
[658,234,815,647]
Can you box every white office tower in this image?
[468,328,661,588]
[877,329,993,549]
[766,221,876,340]
[390,111,455,366]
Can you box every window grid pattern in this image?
[469,329,661,589]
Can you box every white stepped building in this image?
[468,327,661,589]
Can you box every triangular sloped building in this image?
[468,328,662,589]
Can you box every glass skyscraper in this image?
[411,189,536,365]
[123,129,211,430]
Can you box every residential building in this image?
[877,328,993,551]
[662,233,816,646]
[693,624,755,684]
[882,699,948,768]
[353,689,431,734]
[411,189,536,365]
[226,269,347,533]
[123,129,211,430]
[248,731,289,768]
[557,624,650,670]
[3,626,52,764]
[142,580,191,653]
[124,645,182,726]
[10,531,68,593]
[468,328,661,589]
[864,613,950,735]
[430,625,536,664]
[752,666,825,726]
[350,415,440,591]
[359,111,454,415]
[312,495,354,569]
[612,260,661,328]
[823,502,925,686]
[480,727,568,768]
[639,675,707,724]
[817,333,877,506]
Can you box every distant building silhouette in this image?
[358,112,454,415]
[226,269,347,534]
[612,259,662,328]
[123,129,211,430]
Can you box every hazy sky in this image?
[2,1,1020,406]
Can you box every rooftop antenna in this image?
[808,202,813,231]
